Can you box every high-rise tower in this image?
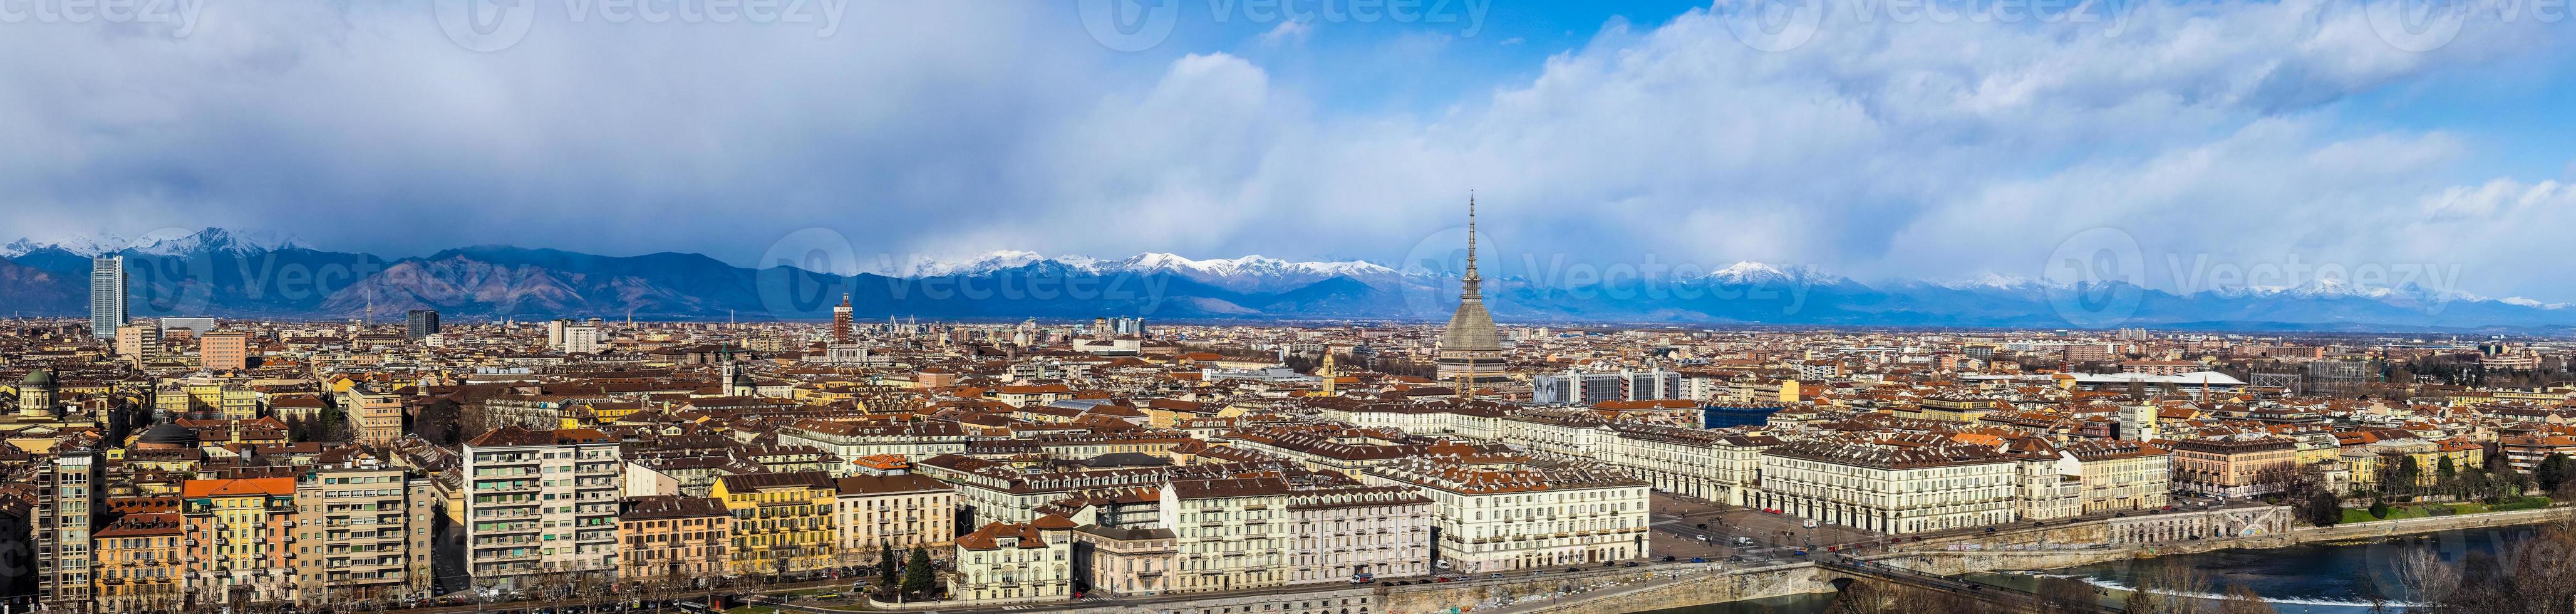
[1435,193,1507,385]
[90,255,125,339]
[832,294,854,344]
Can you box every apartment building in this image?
[2500,433,2576,472]
[36,439,103,613]
[93,512,186,611]
[200,331,249,371]
[293,451,435,604]
[952,517,1076,605]
[1281,483,1432,585]
[1597,424,1776,505]
[1154,476,1432,593]
[1752,437,2018,535]
[2065,439,2171,513]
[337,387,405,445]
[2169,436,2297,498]
[711,471,839,576]
[616,496,730,583]
[833,474,958,556]
[1367,456,1650,573]
[461,426,624,590]
[773,419,970,474]
[181,477,299,605]
[1070,525,1177,597]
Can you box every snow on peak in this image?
[0,227,301,258]
[1937,272,2057,291]
[895,250,1053,277]
[130,227,304,256]
[1705,261,1833,284]
[2501,297,2567,310]
[1113,252,1393,278]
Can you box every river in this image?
[1643,526,2541,614]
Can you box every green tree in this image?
[878,543,898,588]
[2303,488,2342,527]
[901,547,935,597]
[2538,454,2575,492]
[2369,497,2391,519]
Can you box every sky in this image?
[3,0,2574,301]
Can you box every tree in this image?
[901,547,936,597]
[2123,559,2213,614]
[2538,453,2575,492]
[2300,487,2342,527]
[415,398,465,446]
[879,543,899,590]
[2392,546,2462,610]
[2368,497,2391,519]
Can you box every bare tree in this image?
[2213,583,2275,614]
[2393,546,2462,610]
[2123,559,2215,614]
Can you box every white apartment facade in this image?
[1367,456,1650,573]
[460,426,624,590]
[1750,438,2018,534]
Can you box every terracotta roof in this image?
[181,477,295,498]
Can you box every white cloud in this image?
[1,0,2572,301]
[1258,21,1312,46]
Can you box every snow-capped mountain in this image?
[2501,297,2569,310]
[1930,273,2062,291]
[1702,261,1846,286]
[861,251,1402,293]
[1,227,304,258]
[1,232,134,258]
[874,250,1058,278]
[7,230,2576,330]
[1107,252,1399,291]
[128,227,305,256]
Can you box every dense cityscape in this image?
[6,2,2575,612]
[4,215,2575,614]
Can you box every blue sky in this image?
[3,0,2574,301]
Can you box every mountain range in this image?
[3,227,2568,332]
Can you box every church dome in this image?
[19,370,54,387]
[136,422,201,450]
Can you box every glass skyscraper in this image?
[89,255,125,338]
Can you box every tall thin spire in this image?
[1462,191,1481,298]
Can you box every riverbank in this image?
[1513,505,2575,614]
